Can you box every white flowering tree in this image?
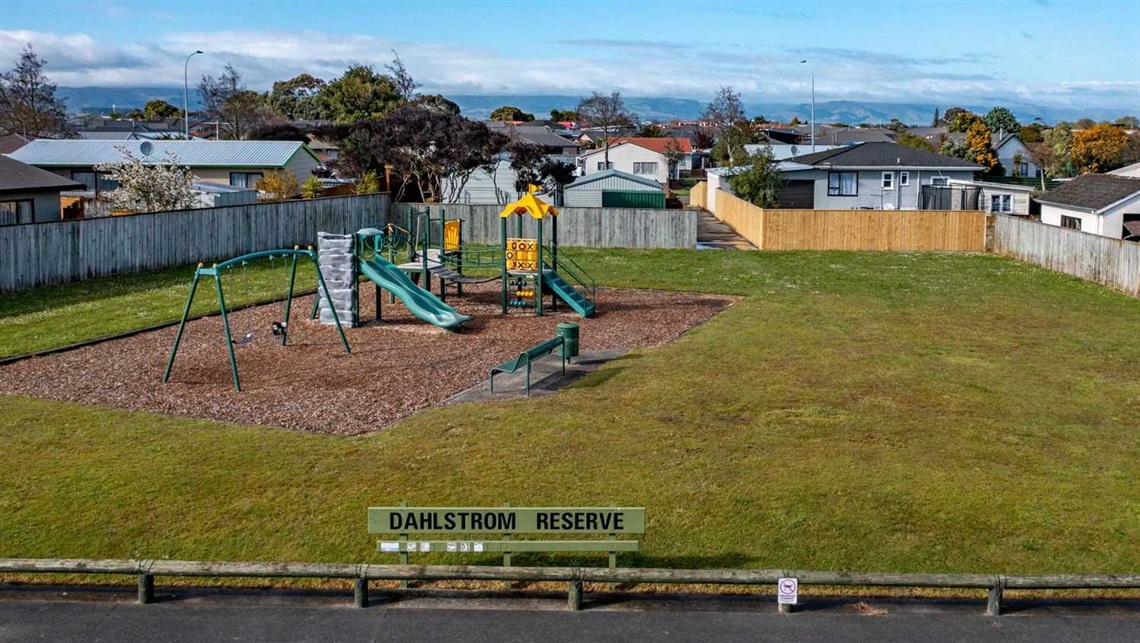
[95,148,199,213]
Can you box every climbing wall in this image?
[317,232,357,327]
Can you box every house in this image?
[1109,161,1140,178]
[579,138,694,184]
[0,155,84,224]
[949,178,1036,216]
[487,122,580,159]
[0,133,38,155]
[1036,173,1140,239]
[744,143,841,161]
[563,169,666,208]
[992,133,1039,178]
[9,140,322,192]
[774,142,981,210]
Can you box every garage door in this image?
[777,180,814,209]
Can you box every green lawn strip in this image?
[0,260,319,359]
[1,251,1138,573]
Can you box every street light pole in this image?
[800,59,815,152]
[183,50,203,139]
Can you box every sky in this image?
[1,0,1138,111]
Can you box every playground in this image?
[0,281,730,434]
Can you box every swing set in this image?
[161,246,351,392]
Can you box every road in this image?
[2,588,1138,642]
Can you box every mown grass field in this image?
[2,249,1138,574]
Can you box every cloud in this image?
[0,29,1132,111]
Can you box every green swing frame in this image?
[161,247,351,392]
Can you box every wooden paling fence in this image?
[2,558,1137,615]
[391,203,697,249]
[989,214,1140,297]
[689,181,708,210]
[0,194,390,292]
[710,190,986,252]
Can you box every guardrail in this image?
[2,559,1137,615]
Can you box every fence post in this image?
[137,573,154,604]
[567,579,582,611]
[354,577,369,608]
[987,576,1005,616]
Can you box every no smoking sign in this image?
[777,577,798,605]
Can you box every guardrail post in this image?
[987,576,1005,616]
[567,579,582,611]
[354,578,369,608]
[137,573,154,604]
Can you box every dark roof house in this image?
[789,142,981,170]
[1035,174,1140,212]
[0,155,84,224]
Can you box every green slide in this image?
[542,269,595,318]
[359,257,472,330]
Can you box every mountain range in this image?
[56,87,1127,126]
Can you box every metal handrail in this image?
[542,245,596,305]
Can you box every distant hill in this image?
[56,86,1126,126]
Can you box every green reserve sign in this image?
[368,506,646,534]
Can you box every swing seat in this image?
[233,332,254,346]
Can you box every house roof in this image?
[0,133,37,155]
[565,169,664,191]
[9,140,319,168]
[607,137,693,154]
[1108,161,1140,178]
[788,142,981,170]
[813,128,897,145]
[0,155,85,194]
[487,122,579,149]
[1035,173,1140,213]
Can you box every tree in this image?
[94,150,198,213]
[966,121,1001,175]
[508,140,573,195]
[318,65,403,124]
[0,44,70,137]
[356,171,380,194]
[788,116,801,126]
[897,132,935,152]
[197,64,243,131]
[576,91,635,167]
[490,105,534,122]
[942,107,968,128]
[256,171,300,200]
[550,108,579,121]
[948,109,981,133]
[662,137,684,179]
[702,86,750,166]
[1114,115,1140,129]
[267,73,327,120]
[939,137,971,160]
[384,50,421,102]
[728,147,784,208]
[692,127,715,149]
[248,122,310,142]
[413,94,461,116]
[301,175,323,199]
[1011,152,1026,177]
[984,107,1020,136]
[142,99,180,120]
[1043,124,1075,177]
[222,89,272,140]
[637,123,665,137]
[1075,118,1097,130]
[931,107,940,127]
[1019,124,1044,143]
[1072,122,1130,173]
[1025,142,1056,190]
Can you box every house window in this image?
[0,199,34,226]
[882,172,894,190]
[230,172,264,188]
[990,194,1012,213]
[899,171,909,186]
[931,177,949,187]
[827,172,858,196]
[1019,162,1029,176]
[71,171,119,192]
[1060,215,1081,231]
[633,162,658,175]
[595,161,613,171]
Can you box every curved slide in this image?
[359,256,472,330]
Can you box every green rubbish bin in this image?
[557,322,579,360]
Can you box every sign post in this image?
[777,577,798,613]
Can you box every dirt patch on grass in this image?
[0,283,732,435]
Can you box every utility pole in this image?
[800,59,815,152]
[183,50,203,139]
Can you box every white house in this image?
[1036,173,1140,239]
[579,138,693,184]
[993,133,1039,179]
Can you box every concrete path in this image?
[2,592,1138,642]
[696,210,756,250]
[445,348,626,403]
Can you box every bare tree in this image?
[0,44,70,137]
[576,91,635,167]
[703,86,750,165]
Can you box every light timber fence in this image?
[989,214,1140,298]
[710,190,986,252]
[0,194,390,292]
[391,203,697,249]
[689,181,708,210]
[1,558,1137,615]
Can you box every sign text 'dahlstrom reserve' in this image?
[368,507,646,534]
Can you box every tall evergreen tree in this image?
[932,108,940,127]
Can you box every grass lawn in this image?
[2,250,1139,574]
